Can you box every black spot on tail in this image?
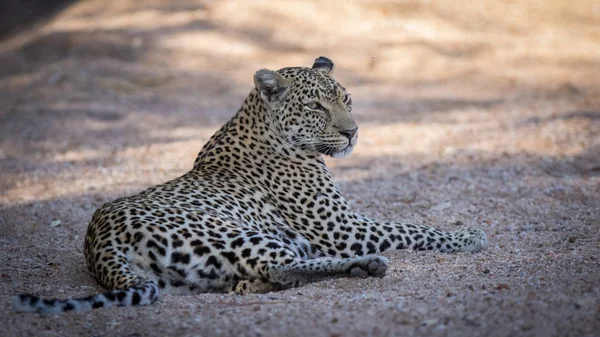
[43,299,56,306]
[116,291,127,302]
[21,294,39,305]
[132,292,141,305]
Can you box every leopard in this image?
[12,56,487,314]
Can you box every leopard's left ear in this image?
[312,56,335,75]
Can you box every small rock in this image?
[520,323,534,331]
[430,201,452,212]
[453,220,464,226]
[496,283,510,290]
[568,236,576,243]
[419,318,439,327]
[48,71,65,85]
[482,268,490,274]
[49,220,63,228]
[442,146,458,156]
[107,320,120,327]
[462,317,480,327]
[574,298,594,309]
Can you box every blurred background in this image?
[1,1,598,178]
[1,1,599,336]
[1,0,599,205]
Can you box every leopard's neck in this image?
[192,90,327,175]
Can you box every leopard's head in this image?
[254,57,357,158]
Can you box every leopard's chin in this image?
[330,145,354,158]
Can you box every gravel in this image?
[1,1,599,336]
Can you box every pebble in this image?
[49,220,63,228]
[430,202,452,212]
[520,323,534,331]
[496,284,510,290]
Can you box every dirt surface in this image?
[1,1,599,336]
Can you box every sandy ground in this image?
[1,0,599,336]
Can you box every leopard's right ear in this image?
[312,56,335,75]
[254,69,291,103]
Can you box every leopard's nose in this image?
[339,127,358,140]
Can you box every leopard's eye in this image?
[306,102,324,111]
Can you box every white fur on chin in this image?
[331,146,354,158]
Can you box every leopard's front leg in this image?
[307,211,487,258]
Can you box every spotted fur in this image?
[12,57,487,314]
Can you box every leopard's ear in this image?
[312,56,335,75]
[254,69,291,103]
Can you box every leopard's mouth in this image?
[315,136,356,157]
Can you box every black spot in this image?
[266,242,281,249]
[117,291,127,302]
[21,294,38,305]
[246,257,258,268]
[366,242,376,254]
[194,246,210,256]
[379,240,391,251]
[231,237,245,249]
[221,251,237,265]
[63,302,75,311]
[43,299,56,306]
[206,255,222,269]
[150,263,162,274]
[350,243,363,255]
[249,237,263,245]
[241,248,252,258]
[92,301,104,309]
[148,239,166,256]
[131,292,141,305]
[105,292,116,301]
[171,252,191,264]
[134,232,145,243]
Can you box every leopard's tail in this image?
[11,279,158,314]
